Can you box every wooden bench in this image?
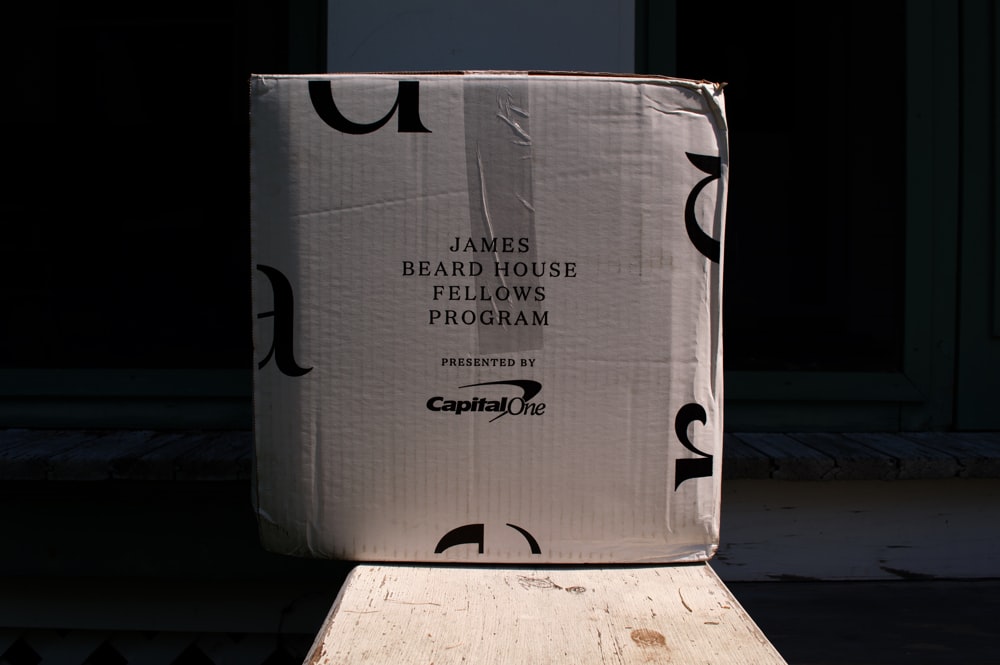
[303,563,787,664]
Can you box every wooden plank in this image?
[902,432,1000,478]
[952,431,1000,454]
[732,433,837,480]
[110,432,210,480]
[304,564,787,665]
[173,431,252,481]
[107,430,250,482]
[787,433,898,480]
[0,429,252,481]
[46,431,179,481]
[0,430,95,480]
[842,432,960,479]
[721,433,771,479]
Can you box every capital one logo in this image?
[308,80,431,134]
[426,380,545,422]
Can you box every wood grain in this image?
[305,563,787,664]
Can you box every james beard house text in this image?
[401,236,578,327]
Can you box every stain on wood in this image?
[630,627,667,647]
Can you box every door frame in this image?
[641,0,962,431]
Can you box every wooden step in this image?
[304,563,787,664]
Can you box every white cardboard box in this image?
[251,72,728,563]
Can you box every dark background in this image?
[0,1,906,373]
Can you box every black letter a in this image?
[256,265,312,377]
[309,80,431,134]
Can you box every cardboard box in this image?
[251,72,728,563]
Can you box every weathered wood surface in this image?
[720,434,771,479]
[731,433,837,480]
[0,429,251,481]
[730,432,1000,481]
[304,563,787,665]
[842,432,960,479]
[902,432,1000,477]
[0,430,95,480]
[46,431,190,481]
[784,432,899,480]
